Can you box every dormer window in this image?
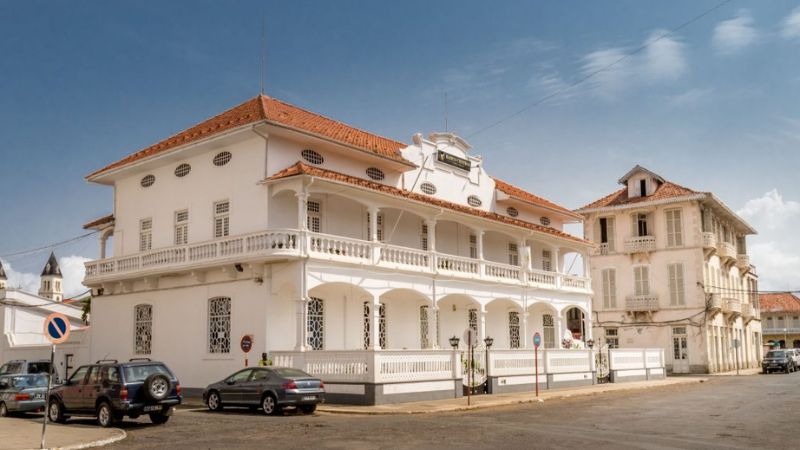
[639,179,647,197]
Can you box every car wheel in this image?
[149,413,170,425]
[262,394,280,416]
[48,400,65,423]
[0,402,8,417]
[96,402,116,428]
[207,391,223,411]
[299,404,316,414]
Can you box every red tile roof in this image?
[82,214,115,230]
[760,293,800,313]
[577,181,699,211]
[492,177,580,219]
[86,95,411,179]
[268,162,589,245]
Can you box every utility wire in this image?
[0,231,98,260]
[466,0,734,139]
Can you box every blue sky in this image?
[2,0,800,293]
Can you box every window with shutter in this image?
[634,266,650,296]
[307,200,322,233]
[214,201,230,238]
[139,218,152,251]
[469,235,478,259]
[602,268,617,308]
[598,217,616,252]
[175,210,189,245]
[420,222,429,250]
[542,250,552,271]
[508,243,519,266]
[666,209,683,247]
[366,212,385,242]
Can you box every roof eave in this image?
[574,193,708,215]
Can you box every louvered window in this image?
[542,250,552,272]
[421,222,429,251]
[598,217,615,253]
[543,314,556,348]
[666,209,683,247]
[602,268,617,308]
[214,201,230,238]
[469,234,478,259]
[634,266,650,296]
[139,218,152,252]
[366,211,384,242]
[632,213,650,237]
[175,210,189,245]
[307,200,321,233]
[668,263,686,306]
[508,243,519,266]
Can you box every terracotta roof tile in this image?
[577,181,699,211]
[83,214,115,230]
[269,162,589,245]
[760,293,800,313]
[87,95,411,179]
[492,177,579,218]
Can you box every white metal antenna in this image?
[260,13,266,95]
[444,92,448,132]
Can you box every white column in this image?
[429,304,439,349]
[295,297,309,351]
[368,206,379,242]
[369,297,381,350]
[296,192,309,230]
[522,312,530,348]
[478,305,487,344]
[476,230,485,277]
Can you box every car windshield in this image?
[11,375,49,388]
[0,362,22,375]
[767,351,786,358]
[273,368,312,378]
[124,364,172,382]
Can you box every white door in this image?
[672,327,689,373]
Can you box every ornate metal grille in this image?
[208,297,231,354]
[467,195,482,207]
[435,308,440,346]
[174,163,191,177]
[420,182,437,195]
[509,312,520,349]
[420,306,429,348]
[379,303,387,349]
[134,304,152,354]
[363,302,370,350]
[213,151,232,166]
[469,308,478,332]
[140,174,155,188]
[543,314,556,348]
[307,297,324,350]
[301,149,324,165]
[366,167,385,180]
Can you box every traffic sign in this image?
[533,332,542,348]
[43,313,70,345]
[463,328,478,347]
[240,335,253,353]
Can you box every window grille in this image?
[307,200,321,233]
[307,297,324,350]
[420,222,429,251]
[540,216,551,226]
[213,151,232,166]
[467,195,482,207]
[420,182,437,195]
[214,201,230,238]
[301,149,324,165]
[134,304,152,354]
[140,175,155,188]
[175,210,189,245]
[420,306,430,348]
[363,302,370,350]
[379,303,387,349]
[469,308,478,332]
[366,167,385,181]
[208,297,231,353]
[543,314,556,348]
[506,207,519,217]
[139,218,152,251]
[509,312,520,349]
[174,163,191,177]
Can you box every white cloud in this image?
[643,31,687,80]
[665,87,714,107]
[1,255,90,299]
[737,190,800,290]
[712,10,758,55]
[781,7,800,40]
[581,47,631,98]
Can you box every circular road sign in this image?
[463,328,479,347]
[533,332,542,348]
[240,335,253,353]
[43,313,71,345]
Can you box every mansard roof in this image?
[41,252,62,277]
[268,162,589,245]
[86,94,412,180]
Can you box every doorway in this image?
[671,327,689,374]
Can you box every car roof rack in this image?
[128,358,152,362]
[95,359,118,364]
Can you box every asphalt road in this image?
[81,372,798,449]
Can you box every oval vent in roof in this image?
[174,163,191,177]
[540,216,551,226]
[301,149,324,165]
[420,182,437,195]
[366,167,385,181]
[506,207,519,217]
[140,174,155,188]
[213,151,232,167]
[467,195,482,207]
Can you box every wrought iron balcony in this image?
[625,294,659,312]
[624,236,656,254]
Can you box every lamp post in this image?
[483,336,493,394]
[449,336,460,350]
[784,328,788,348]
[587,338,595,350]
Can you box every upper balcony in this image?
[84,229,591,294]
[736,254,750,272]
[624,236,656,254]
[625,294,659,312]
[722,297,741,316]
[702,232,717,250]
[717,241,736,262]
[741,303,754,321]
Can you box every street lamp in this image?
[587,338,595,349]
[483,336,493,394]
[784,328,788,348]
[483,336,494,348]
[449,336,460,349]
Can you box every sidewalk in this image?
[0,417,125,450]
[317,377,707,415]
[707,367,761,376]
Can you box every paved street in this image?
[91,373,798,450]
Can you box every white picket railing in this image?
[544,349,594,374]
[271,351,370,383]
[375,351,455,383]
[489,350,543,376]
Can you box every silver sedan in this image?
[0,374,49,416]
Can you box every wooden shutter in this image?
[606,218,616,251]
[668,263,685,305]
[602,269,616,308]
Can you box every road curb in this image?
[317,378,709,416]
[50,428,127,450]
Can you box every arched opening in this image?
[563,306,588,344]
[378,289,433,349]
[485,298,523,349]
[437,294,481,349]
[307,282,373,351]
[527,302,559,349]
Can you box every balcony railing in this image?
[625,294,659,312]
[722,297,741,315]
[709,293,723,311]
[763,327,800,335]
[741,303,754,320]
[594,243,613,256]
[736,254,750,270]
[84,229,591,293]
[624,236,656,254]
[702,232,716,249]
[717,241,736,261]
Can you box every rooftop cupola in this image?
[618,165,665,199]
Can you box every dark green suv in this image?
[47,359,182,427]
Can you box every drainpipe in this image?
[252,125,270,179]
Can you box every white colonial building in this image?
[576,166,762,374]
[82,94,599,404]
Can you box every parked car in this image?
[203,367,324,415]
[47,359,181,427]
[0,374,49,416]
[0,359,57,383]
[762,350,795,374]
[786,348,800,368]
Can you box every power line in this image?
[0,231,98,260]
[466,0,734,139]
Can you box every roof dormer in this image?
[618,165,665,199]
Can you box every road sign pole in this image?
[41,344,55,449]
[535,346,539,398]
[467,330,472,406]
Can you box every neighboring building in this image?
[760,293,800,349]
[0,257,89,381]
[576,165,762,374]
[81,94,595,403]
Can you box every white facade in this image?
[578,166,762,374]
[82,95,594,401]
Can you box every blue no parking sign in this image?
[533,332,541,348]
[43,312,70,344]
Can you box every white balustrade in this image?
[624,236,656,253]
[375,351,453,383]
[528,269,557,287]
[436,254,479,274]
[702,232,716,249]
[625,294,660,311]
[308,233,372,261]
[271,351,370,383]
[379,245,430,269]
[545,349,593,374]
[489,350,543,376]
[562,275,589,290]
[484,261,521,281]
